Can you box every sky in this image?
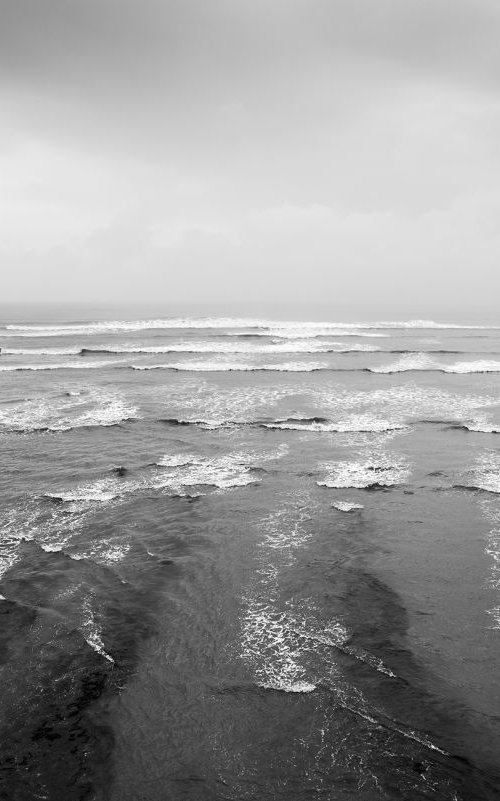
[1,0,500,314]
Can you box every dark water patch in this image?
[158,418,200,427]
[452,484,498,495]
[0,535,182,801]
[111,466,128,477]
[281,531,500,797]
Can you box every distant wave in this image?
[77,341,381,355]
[1,347,82,356]
[4,356,500,374]
[132,361,327,372]
[3,317,497,337]
[0,361,116,372]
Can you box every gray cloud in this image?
[1,0,500,310]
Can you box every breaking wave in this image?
[77,341,381,355]
[3,317,496,338]
[44,447,287,507]
[331,501,364,512]
[318,455,410,489]
[0,389,137,432]
[458,453,500,494]
[261,415,406,433]
[371,355,500,374]
[0,361,117,372]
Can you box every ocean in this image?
[1,307,500,800]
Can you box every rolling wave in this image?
[77,341,381,355]
[132,361,327,372]
[156,415,407,433]
[261,415,406,433]
[3,356,500,374]
[3,317,497,338]
[369,355,500,374]
[0,361,117,372]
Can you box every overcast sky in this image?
[1,0,500,313]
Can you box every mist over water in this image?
[1,305,500,800]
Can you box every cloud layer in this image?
[1,0,500,311]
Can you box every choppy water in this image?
[1,309,500,800]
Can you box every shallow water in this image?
[1,311,500,800]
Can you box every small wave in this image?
[258,681,316,693]
[332,501,364,512]
[0,361,115,372]
[450,417,500,434]
[3,317,497,338]
[79,341,380,355]
[81,596,114,663]
[369,353,437,373]
[262,415,406,433]
[261,328,389,339]
[0,347,82,356]
[132,361,326,372]
[443,360,500,374]
[318,455,409,489]
[371,355,500,374]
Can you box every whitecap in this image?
[369,353,437,373]
[444,360,500,374]
[263,415,406,433]
[318,455,409,489]
[0,389,137,432]
[80,596,114,663]
[82,339,379,355]
[461,453,500,494]
[0,361,116,372]
[332,501,364,512]
[258,681,317,693]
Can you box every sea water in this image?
[1,306,500,800]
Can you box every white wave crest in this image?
[44,447,287,507]
[370,353,436,373]
[318,455,409,489]
[1,347,82,355]
[0,361,116,372]
[80,596,114,663]
[371,355,500,374]
[444,360,500,374]
[332,501,364,511]
[3,317,497,338]
[133,361,326,372]
[263,415,406,433]
[462,453,500,494]
[0,389,137,432]
[78,340,380,355]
